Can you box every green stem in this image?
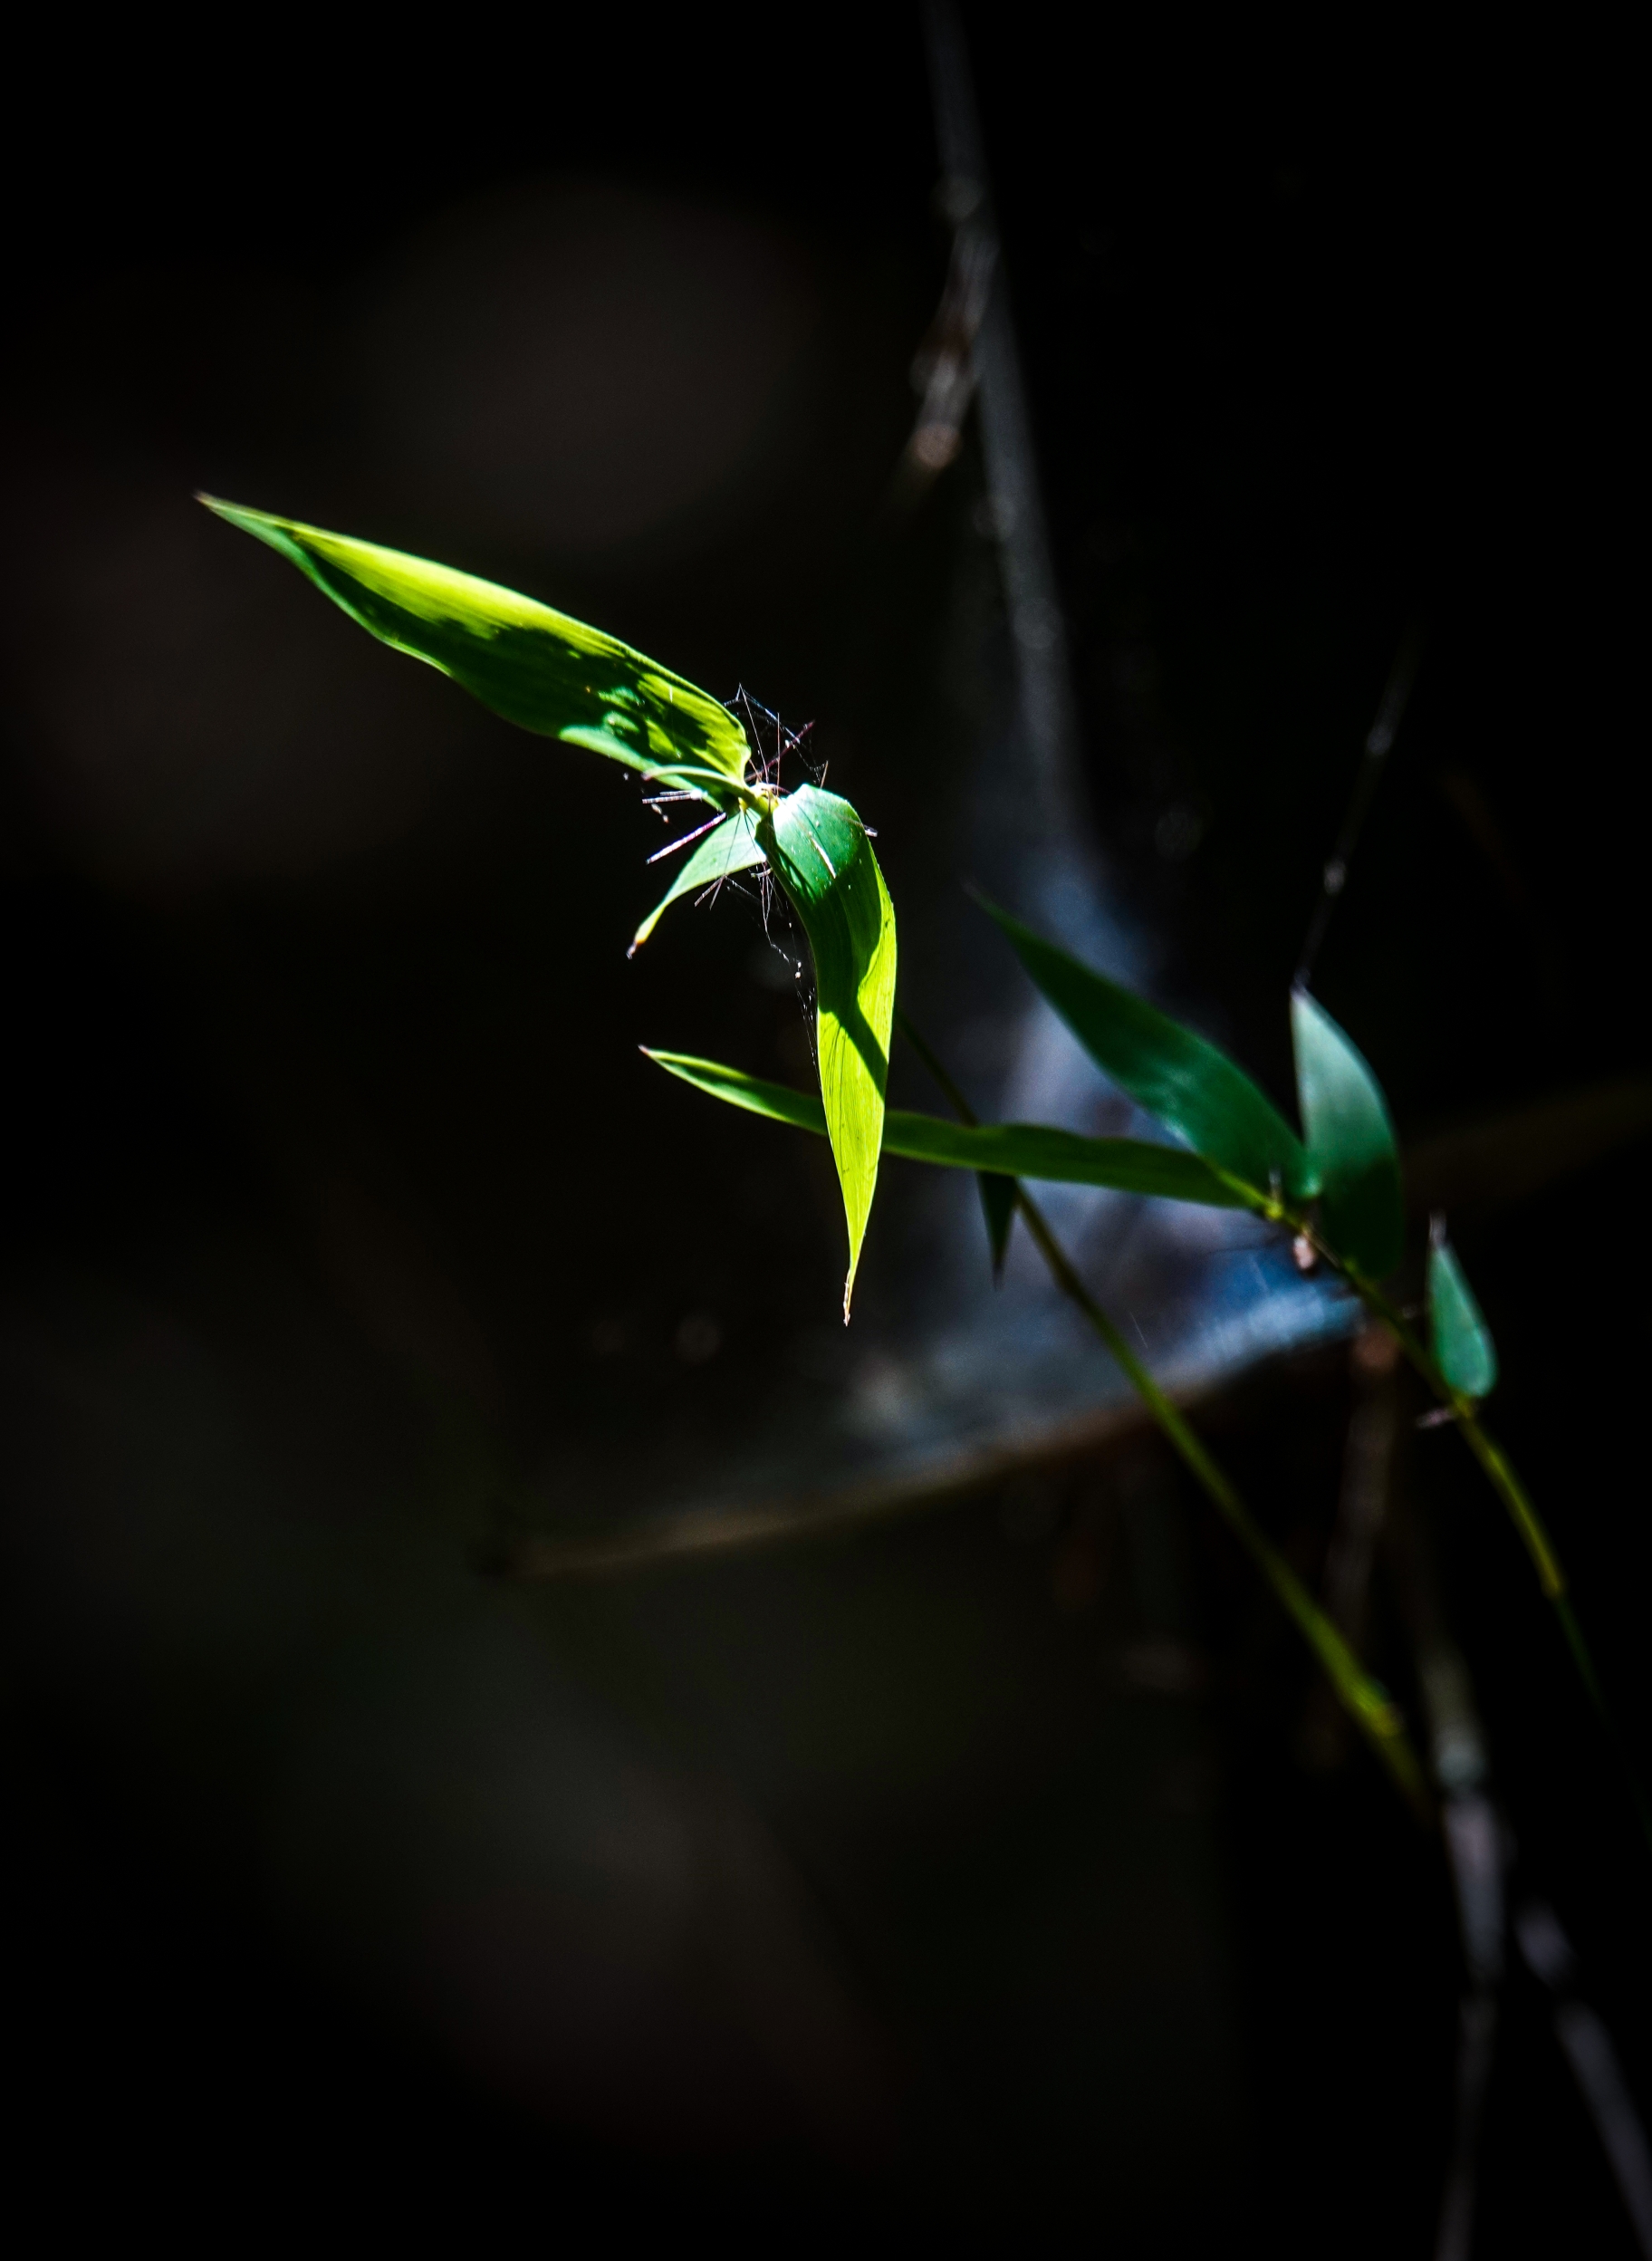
[1287,1218,1652,1852]
[639,762,772,816]
[1321,1261,1569,1598]
[1017,1192,1426,1811]
[1455,1411,1566,1600]
[892,1008,978,1125]
[894,1008,1430,1815]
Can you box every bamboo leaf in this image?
[756,787,897,1320]
[629,809,766,955]
[200,496,751,801]
[1291,986,1405,1278]
[1428,1222,1499,1399]
[978,1172,1018,1280]
[886,1112,1245,1201]
[648,1053,825,1133]
[642,1052,1251,1205]
[980,898,1314,1200]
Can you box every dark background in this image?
[2,14,1645,2251]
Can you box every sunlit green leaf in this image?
[643,1052,1251,1205]
[755,787,897,1320]
[629,809,766,956]
[1291,986,1404,1278]
[980,897,1314,1199]
[647,1054,824,1133]
[978,1172,1018,1281]
[1428,1224,1499,1399]
[201,496,751,801]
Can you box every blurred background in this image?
[3,12,1647,2251]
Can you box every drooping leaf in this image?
[1428,1222,1499,1400]
[756,787,898,1320]
[1291,986,1405,1278]
[981,897,1314,1200]
[978,1172,1018,1280]
[643,1052,1251,1205]
[629,809,766,955]
[201,497,751,802]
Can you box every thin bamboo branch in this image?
[1281,1215,1652,1853]
[895,1007,1429,1814]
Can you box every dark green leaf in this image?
[885,1112,1246,1200]
[1428,1223,1499,1399]
[981,897,1314,1200]
[201,496,751,803]
[629,809,766,955]
[978,1173,1018,1280]
[757,787,898,1319]
[643,1052,1251,1205]
[1291,986,1405,1277]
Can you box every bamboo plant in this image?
[204,495,1628,1827]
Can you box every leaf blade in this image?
[1428,1225,1499,1399]
[642,1053,1251,1204]
[1291,986,1405,1278]
[645,1052,827,1133]
[884,1114,1249,1201]
[200,496,751,796]
[981,897,1314,1198]
[629,809,766,955]
[759,787,898,1319]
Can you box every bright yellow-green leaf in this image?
[757,787,897,1319]
[629,809,766,956]
[200,496,752,801]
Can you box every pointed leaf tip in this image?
[1427,1218,1499,1400]
[1291,986,1404,1278]
[630,808,765,954]
[978,1172,1018,1282]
